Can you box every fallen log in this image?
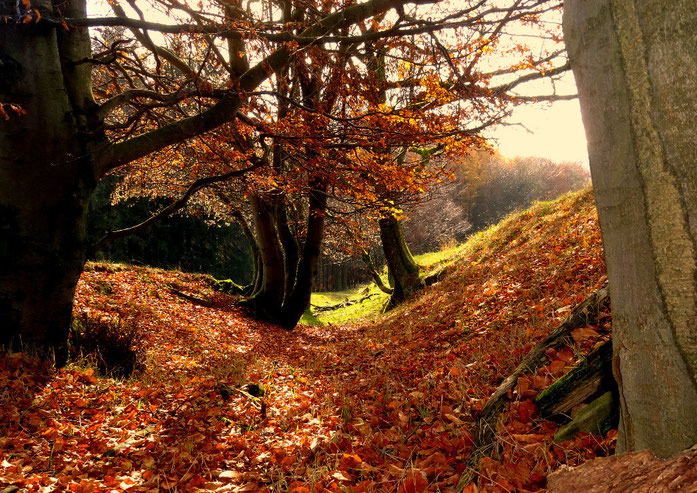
[535,339,615,420]
[312,292,379,313]
[548,444,697,492]
[454,282,610,492]
[553,390,617,443]
[167,285,214,307]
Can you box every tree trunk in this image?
[274,199,300,303]
[245,195,285,319]
[564,0,697,457]
[281,181,327,327]
[379,215,423,309]
[0,1,97,364]
[361,250,393,294]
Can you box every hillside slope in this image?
[0,189,611,493]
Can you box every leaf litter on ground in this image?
[0,188,614,492]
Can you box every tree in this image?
[0,0,437,362]
[563,0,697,457]
[104,0,572,321]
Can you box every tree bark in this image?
[281,181,328,327]
[275,200,300,304]
[0,1,97,364]
[244,195,285,319]
[564,0,697,457]
[379,215,423,309]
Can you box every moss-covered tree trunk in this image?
[564,0,697,457]
[0,0,98,364]
[379,215,423,309]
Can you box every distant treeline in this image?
[314,154,590,291]
[403,154,591,254]
[87,176,254,284]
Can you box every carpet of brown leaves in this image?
[0,189,613,492]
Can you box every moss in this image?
[554,391,618,443]
[214,278,248,295]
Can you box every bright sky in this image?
[476,0,590,167]
[487,94,589,166]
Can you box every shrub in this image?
[70,314,144,378]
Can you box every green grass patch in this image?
[299,308,322,325]
[317,289,390,325]
[310,289,358,306]
[305,188,593,327]
[308,283,390,325]
[306,245,470,326]
[413,243,466,268]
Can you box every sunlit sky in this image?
[486,82,589,167]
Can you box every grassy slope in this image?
[0,188,612,493]
[306,242,467,326]
[311,192,598,327]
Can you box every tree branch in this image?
[93,160,263,253]
[491,60,572,95]
[97,0,436,175]
[361,250,394,294]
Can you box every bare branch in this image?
[99,0,437,175]
[93,160,263,253]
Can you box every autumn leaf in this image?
[289,486,311,493]
[339,453,362,471]
[548,359,566,374]
[571,326,600,342]
[398,470,428,493]
[517,400,537,423]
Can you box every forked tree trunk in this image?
[242,184,326,328]
[564,0,697,457]
[380,215,423,309]
[0,1,97,364]
[275,200,300,303]
[281,181,327,327]
[245,195,286,319]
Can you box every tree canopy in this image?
[0,0,571,357]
